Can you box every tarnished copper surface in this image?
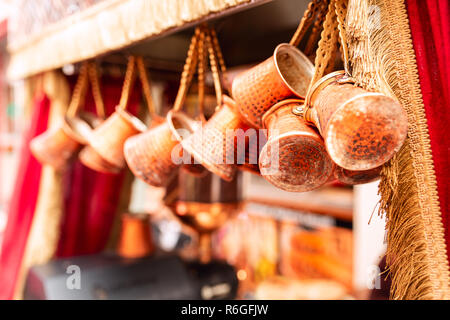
[259,99,334,192]
[117,213,154,259]
[232,43,314,128]
[89,107,147,168]
[30,122,80,170]
[307,72,408,170]
[124,116,180,187]
[334,166,381,185]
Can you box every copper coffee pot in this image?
[117,212,154,259]
[298,71,408,171]
[175,170,243,263]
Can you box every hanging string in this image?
[118,56,137,110]
[173,27,201,112]
[87,62,105,119]
[205,28,223,109]
[67,62,89,117]
[289,0,323,47]
[135,56,156,116]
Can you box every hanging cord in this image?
[304,0,329,56]
[118,56,137,110]
[67,62,89,117]
[291,0,340,117]
[205,27,223,110]
[135,56,157,117]
[209,28,230,93]
[197,26,207,121]
[173,27,201,112]
[87,62,106,119]
[334,0,350,75]
[289,0,323,47]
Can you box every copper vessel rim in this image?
[115,106,148,133]
[261,98,305,129]
[273,43,315,99]
[305,70,350,111]
[325,92,405,170]
[166,110,201,142]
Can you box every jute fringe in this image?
[347,0,450,299]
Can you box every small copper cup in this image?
[303,71,408,171]
[232,43,314,128]
[89,107,147,169]
[117,213,154,259]
[259,99,334,192]
[30,121,82,170]
[334,166,381,185]
[168,96,241,182]
[123,116,182,187]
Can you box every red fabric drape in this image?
[56,76,141,257]
[0,93,50,299]
[406,0,450,262]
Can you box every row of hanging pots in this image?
[31,13,407,193]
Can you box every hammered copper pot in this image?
[259,99,334,192]
[334,166,381,185]
[171,96,242,182]
[89,107,147,169]
[30,121,82,170]
[232,43,314,128]
[123,116,182,187]
[304,71,408,171]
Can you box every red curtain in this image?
[406,0,450,261]
[0,93,50,300]
[56,76,141,257]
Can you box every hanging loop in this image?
[67,62,90,117]
[87,62,106,119]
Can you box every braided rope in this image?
[119,56,137,110]
[67,62,89,117]
[289,0,323,47]
[136,56,156,116]
[197,28,207,119]
[205,28,223,109]
[173,27,201,112]
[334,0,350,74]
[304,0,329,56]
[87,62,105,119]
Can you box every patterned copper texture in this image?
[259,99,334,192]
[124,116,180,187]
[232,43,314,128]
[30,122,81,170]
[170,96,241,182]
[334,166,381,185]
[308,74,408,171]
[117,213,154,259]
[89,107,147,169]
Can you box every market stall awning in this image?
[6,0,269,80]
